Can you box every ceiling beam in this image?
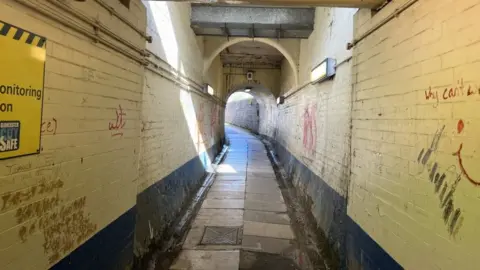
[191,5,315,26]
[187,0,384,8]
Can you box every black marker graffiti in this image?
[417,125,463,236]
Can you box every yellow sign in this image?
[0,20,46,159]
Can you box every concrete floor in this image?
[170,125,305,270]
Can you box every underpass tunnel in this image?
[205,40,289,138]
[225,83,278,136]
[1,0,480,269]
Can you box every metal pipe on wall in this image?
[146,49,205,90]
[14,0,146,65]
[15,0,225,106]
[347,0,418,49]
[46,0,147,56]
[93,0,152,42]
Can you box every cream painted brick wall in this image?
[0,0,145,269]
[144,1,204,83]
[276,7,356,196]
[350,0,480,268]
[138,1,225,193]
[280,58,295,93]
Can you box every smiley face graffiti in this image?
[452,119,480,186]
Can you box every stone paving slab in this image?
[210,184,246,192]
[244,210,291,225]
[244,200,287,212]
[213,181,246,186]
[193,209,244,226]
[202,199,244,209]
[246,185,282,195]
[216,175,246,181]
[246,179,278,187]
[206,191,245,200]
[242,235,295,254]
[246,193,284,203]
[247,176,277,182]
[247,172,277,178]
[243,221,295,240]
[170,250,240,270]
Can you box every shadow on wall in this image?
[225,92,260,133]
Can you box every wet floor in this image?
[167,125,331,270]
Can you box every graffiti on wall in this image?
[452,120,480,186]
[197,102,206,144]
[416,121,471,236]
[210,104,220,137]
[6,177,97,264]
[109,105,126,137]
[425,79,480,106]
[41,117,58,135]
[302,104,317,156]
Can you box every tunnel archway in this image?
[225,83,278,138]
[204,37,299,87]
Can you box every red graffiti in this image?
[302,104,317,155]
[210,105,220,136]
[453,119,480,186]
[41,118,57,135]
[425,79,480,103]
[424,86,438,101]
[108,105,126,137]
[457,119,464,134]
[197,103,207,143]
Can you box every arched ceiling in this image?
[221,41,284,68]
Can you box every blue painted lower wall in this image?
[51,139,224,270]
[270,140,402,270]
[134,139,224,258]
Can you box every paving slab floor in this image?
[170,125,309,270]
